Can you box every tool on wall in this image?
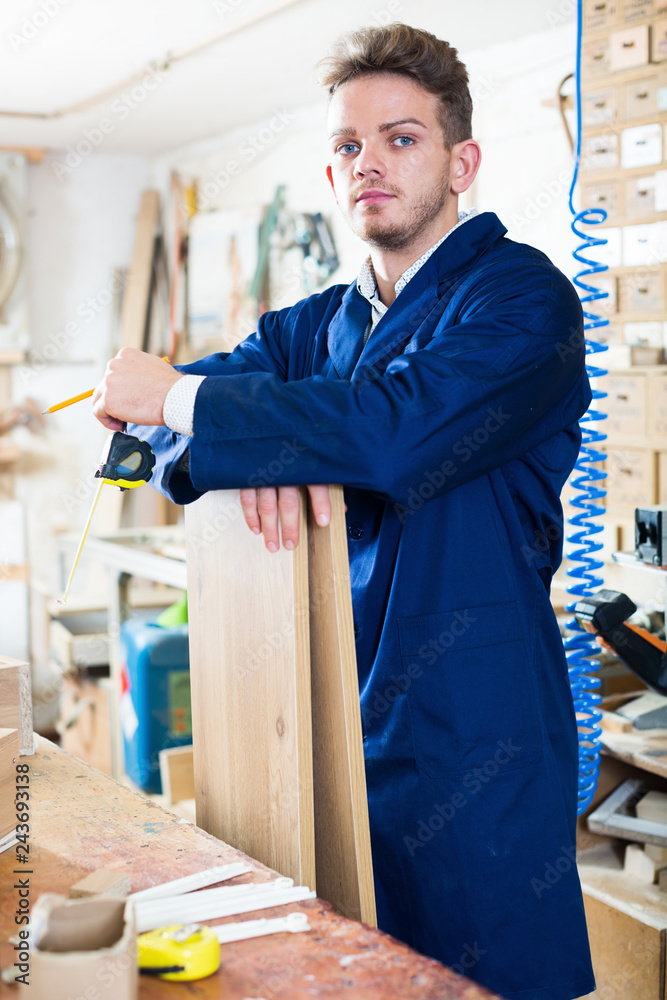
[574,590,667,697]
[59,431,156,604]
[564,0,607,814]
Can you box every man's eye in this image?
[393,136,414,147]
[338,143,359,154]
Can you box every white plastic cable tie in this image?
[134,882,306,923]
[0,836,17,855]
[134,877,295,914]
[133,877,295,916]
[212,911,311,944]
[135,885,316,933]
[130,861,251,902]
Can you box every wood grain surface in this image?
[185,488,315,886]
[120,189,160,353]
[307,485,376,925]
[0,728,18,839]
[0,658,32,756]
[0,739,501,1000]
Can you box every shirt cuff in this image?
[163,374,206,437]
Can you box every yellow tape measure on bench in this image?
[138,923,220,981]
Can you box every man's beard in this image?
[351,168,450,252]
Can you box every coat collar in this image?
[327,212,508,380]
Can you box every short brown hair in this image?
[318,23,473,149]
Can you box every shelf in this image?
[612,550,667,574]
[579,842,667,929]
[601,726,667,780]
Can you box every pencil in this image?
[42,389,93,414]
[42,357,171,414]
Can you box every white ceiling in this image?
[0,0,574,157]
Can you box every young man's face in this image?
[326,72,454,253]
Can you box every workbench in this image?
[0,738,500,999]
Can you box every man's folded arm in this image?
[183,266,589,507]
[127,297,300,504]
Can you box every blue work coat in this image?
[135,212,596,1000]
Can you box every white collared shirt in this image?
[356,207,479,343]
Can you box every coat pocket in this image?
[397,600,542,779]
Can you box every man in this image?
[93,23,596,1000]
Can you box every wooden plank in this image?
[0,727,18,840]
[582,894,664,1000]
[120,189,160,352]
[69,869,131,898]
[580,844,667,1000]
[158,744,194,803]
[0,656,32,755]
[60,676,112,776]
[307,485,376,925]
[601,727,667,780]
[185,489,314,887]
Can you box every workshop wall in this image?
[12,153,150,727]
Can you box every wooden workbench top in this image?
[0,738,499,999]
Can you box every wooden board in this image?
[120,190,160,352]
[185,489,314,887]
[60,675,112,776]
[69,868,131,898]
[580,844,667,1000]
[158,744,194,803]
[307,485,376,925]
[0,727,18,840]
[601,727,667,780]
[0,738,503,999]
[582,894,664,1000]
[0,656,32,755]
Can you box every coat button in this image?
[348,524,364,540]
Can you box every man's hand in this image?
[240,485,332,551]
[92,348,183,430]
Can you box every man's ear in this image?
[450,139,481,195]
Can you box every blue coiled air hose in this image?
[565,0,606,815]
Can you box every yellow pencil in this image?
[42,389,93,414]
[42,357,171,414]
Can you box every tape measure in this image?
[138,923,220,981]
[59,431,156,603]
[96,431,155,490]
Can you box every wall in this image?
[5,152,150,724]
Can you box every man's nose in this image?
[354,143,386,178]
